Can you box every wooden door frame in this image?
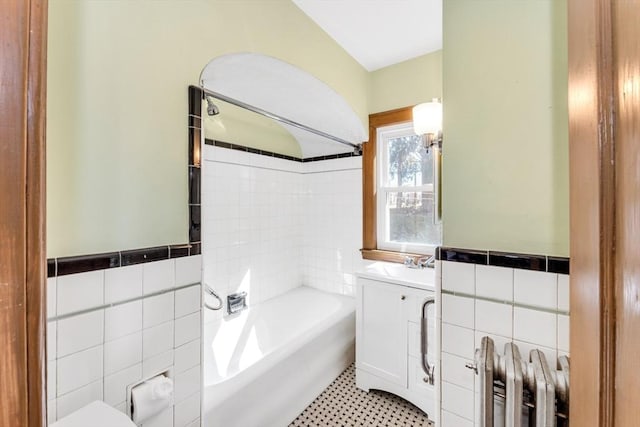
[0,1,48,426]
[567,0,616,425]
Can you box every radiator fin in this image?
[474,337,570,426]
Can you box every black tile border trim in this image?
[436,246,570,274]
[47,259,56,278]
[47,243,198,278]
[547,256,570,275]
[121,246,169,267]
[56,252,120,277]
[204,138,363,163]
[437,247,488,265]
[188,86,202,252]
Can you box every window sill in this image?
[360,249,428,264]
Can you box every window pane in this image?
[386,135,433,187]
[385,191,441,245]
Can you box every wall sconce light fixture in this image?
[413,98,442,152]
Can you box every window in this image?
[362,107,441,262]
[376,123,441,253]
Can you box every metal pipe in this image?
[200,87,361,150]
[204,284,223,311]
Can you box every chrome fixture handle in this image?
[421,297,436,384]
[204,284,223,311]
[418,255,436,269]
[403,256,417,268]
[404,255,436,269]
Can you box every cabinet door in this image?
[357,279,408,386]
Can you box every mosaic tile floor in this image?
[289,364,435,427]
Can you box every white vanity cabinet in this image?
[355,274,436,417]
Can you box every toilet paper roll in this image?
[131,375,174,424]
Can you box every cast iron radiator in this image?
[471,336,570,427]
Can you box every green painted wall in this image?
[442,0,569,256]
[47,0,369,257]
[49,1,566,259]
[369,51,442,114]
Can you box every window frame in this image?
[361,106,441,263]
[376,122,437,254]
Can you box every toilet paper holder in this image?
[126,370,174,424]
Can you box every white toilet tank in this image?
[51,401,136,427]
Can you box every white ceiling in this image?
[292,0,442,72]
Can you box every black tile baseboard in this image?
[547,256,570,274]
[169,244,191,259]
[188,86,203,117]
[57,252,120,277]
[436,246,570,274]
[121,246,169,267]
[438,247,488,265]
[48,243,197,278]
[47,259,56,278]
[204,139,363,163]
[489,251,546,272]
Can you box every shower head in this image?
[205,95,220,116]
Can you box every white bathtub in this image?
[203,286,356,427]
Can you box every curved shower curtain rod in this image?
[200,86,362,152]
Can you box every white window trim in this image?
[375,122,440,255]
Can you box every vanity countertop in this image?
[356,261,435,291]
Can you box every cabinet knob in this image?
[401,295,406,300]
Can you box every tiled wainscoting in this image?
[436,254,570,427]
[46,256,202,427]
[201,143,362,322]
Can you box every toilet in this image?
[51,400,136,427]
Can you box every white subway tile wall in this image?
[57,310,104,357]
[475,299,512,338]
[143,350,174,379]
[105,300,143,342]
[46,256,202,427]
[441,261,475,294]
[302,161,362,297]
[202,148,304,321]
[438,261,570,426]
[513,269,557,309]
[441,294,474,329]
[57,270,104,315]
[143,293,175,328]
[557,273,570,312]
[558,314,570,352]
[105,265,143,304]
[201,145,363,327]
[47,277,57,316]
[143,260,176,295]
[475,265,512,301]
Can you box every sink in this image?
[356,261,435,290]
